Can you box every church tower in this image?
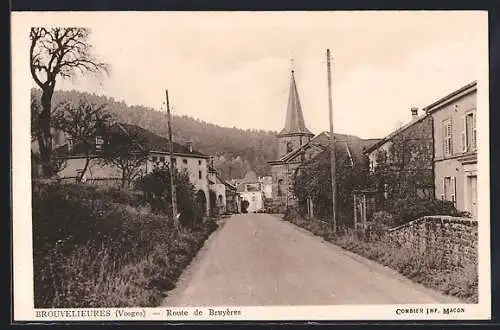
[277,69,314,157]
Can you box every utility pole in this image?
[165,89,178,227]
[327,49,337,234]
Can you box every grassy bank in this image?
[32,182,218,308]
[283,213,478,303]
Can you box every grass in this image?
[33,182,218,308]
[284,214,478,303]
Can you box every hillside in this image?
[33,89,280,180]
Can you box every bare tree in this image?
[100,127,150,187]
[30,27,109,177]
[52,99,112,182]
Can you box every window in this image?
[286,141,293,153]
[462,111,477,152]
[152,156,158,162]
[441,176,456,206]
[172,157,176,163]
[369,159,375,174]
[159,156,165,162]
[442,119,453,156]
[198,170,202,179]
[67,136,73,152]
[198,160,202,165]
[182,159,188,164]
[95,136,104,151]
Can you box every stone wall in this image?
[388,216,477,267]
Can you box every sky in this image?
[44,11,487,139]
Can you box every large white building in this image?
[54,122,212,215]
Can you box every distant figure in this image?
[241,200,249,214]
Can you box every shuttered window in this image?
[462,111,477,153]
[442,119,452,156]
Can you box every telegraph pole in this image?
[165,89,178,227]
[327,49,337,234]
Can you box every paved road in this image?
[163,214,459,306]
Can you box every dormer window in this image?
[95,136,104,152]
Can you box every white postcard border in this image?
[11,11,491,322]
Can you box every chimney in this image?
[186,141,193,153]
[410,107,419,119]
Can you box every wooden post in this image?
[165,90,178,227]
[327,49,337,234]
[353,194,357,229]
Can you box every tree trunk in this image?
[78,157,91,183]
[39,87,54,178]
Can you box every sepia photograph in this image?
[12,11,490,321]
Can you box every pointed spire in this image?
[278,69,314,137]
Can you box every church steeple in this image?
[278,69,314,137]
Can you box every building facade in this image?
[208,165,239,214]
[237,181,265,213]
[55,123,212,215]
[425,81,478,219]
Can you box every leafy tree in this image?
[30,28,109,177]
[136,167,203,227]
[370,134,434,204]
[292,148,369,226]
[99,128,149,187]
[52,99,112,182]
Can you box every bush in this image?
[135,167,204,228]
[388,198,468,225]
[32,181,218,308]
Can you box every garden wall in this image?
[387,216,477,267]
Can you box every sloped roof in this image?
[278,70,314,137]
[423,80,477,114]
[363,114,428,154]
[208,166,237,191]
[117,123,208,157]
[54,122,209,158]
[270,131,375,164]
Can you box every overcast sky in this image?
[43,11,487,139]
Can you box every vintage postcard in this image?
[12,11,490,321]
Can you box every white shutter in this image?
[472,112,477,150]
[443,122,448,155]
[440,177,445,200]
[448,119,453,154]
[451,177,456,206]
[461,115,467,152]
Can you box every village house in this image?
[237,171,265,213]
[208,163,240,214]
[358,107,434,225]
[54,122,212,215]
[363,107,434,199]
[424,81,478,219]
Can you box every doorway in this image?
[467,175,478,219]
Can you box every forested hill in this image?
[41,89,280,180]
